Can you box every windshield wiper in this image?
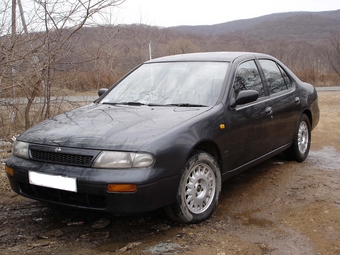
[103,102,208,107]
[103,101,147,106]
[166,103,209,107]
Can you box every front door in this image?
[227,60,275,171]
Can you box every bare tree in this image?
[165,38,199,55]
[0,0,125,129]
[328,33,340,77]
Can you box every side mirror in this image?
[230,90,259,108]
[98,88,108,97]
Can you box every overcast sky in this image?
[111,0,340,27]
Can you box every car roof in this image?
[146,52,272,63]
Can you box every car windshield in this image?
[100,62,228,107]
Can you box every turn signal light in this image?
[5,165,14,176]
[106,184,137,193]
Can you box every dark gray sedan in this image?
[6,52,319,223]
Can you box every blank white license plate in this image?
[29,171,77,192]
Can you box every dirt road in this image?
[1,91,339,255]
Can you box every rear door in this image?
[257,59,301,148]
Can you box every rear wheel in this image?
[284,114,311,162]
[165,152,221,223]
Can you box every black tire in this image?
[284,114,311,162]
[165,152,221,223]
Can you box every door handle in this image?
[295,97,300,104]
[265,106,273,115]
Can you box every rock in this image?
[144,242,187,254]
[80,232,110,239]
[41,229,63,239]
[150,224,171,231]
[27,240,50,248]
[67,221,84,226]
[118,242,142,252]
[0,229,11,238]
[37,234,49,239]
[91,218,110,229]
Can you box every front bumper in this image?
[6,155,180,213]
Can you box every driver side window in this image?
[233,60,265,98]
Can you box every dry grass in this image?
[1,146,12,192]
[296,69,340,86]
[0,171,11,191]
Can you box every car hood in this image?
[18,103,209,151]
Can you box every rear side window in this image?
[259,60,293,94]
[233,60,264,98]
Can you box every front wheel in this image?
[284,114,311,162]
[165,152,221,223]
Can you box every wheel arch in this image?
[190,140,222,170]
[302,109,312,127]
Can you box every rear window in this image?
[259,60,293,94]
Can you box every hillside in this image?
[170,9,340,42]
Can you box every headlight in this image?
[13,141,29,159]
[93,151,155,168]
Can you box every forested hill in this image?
[170,9,340,41]
[49,9,340,88]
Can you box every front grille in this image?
[29,144,100,167]
[31,150,93,166]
